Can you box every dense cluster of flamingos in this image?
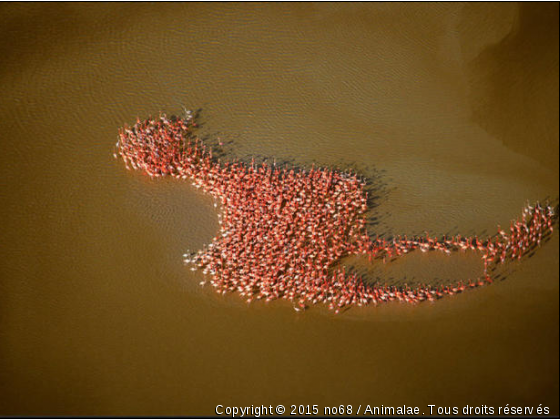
[115,113,556,312]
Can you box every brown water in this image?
[0,3,558,416]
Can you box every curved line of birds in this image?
[114,113,557,312]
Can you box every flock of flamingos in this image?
[114,112,556,313]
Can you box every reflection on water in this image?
[467,2,559,169]
[0,3,558,416]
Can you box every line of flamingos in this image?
[114,113,556,312]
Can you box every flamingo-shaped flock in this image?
[114,112,556,312]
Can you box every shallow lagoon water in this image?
[0,3,558,415]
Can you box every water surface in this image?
[0,3,558,416]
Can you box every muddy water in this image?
[0,3,558,416]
